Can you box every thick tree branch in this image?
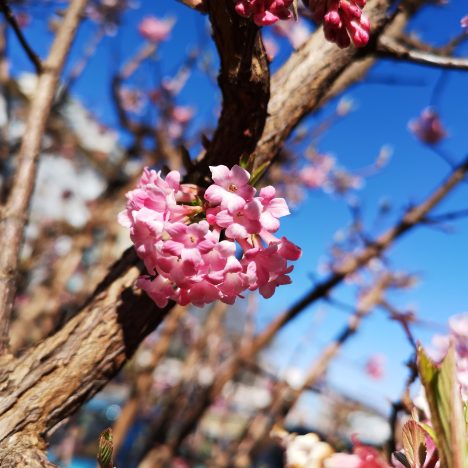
[377,35,468,70]
[0,0,88,354]
[0,0,456,461]
[190,0,270,183]
[0,249,170,454]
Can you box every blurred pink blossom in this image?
[364,354,385,380]
[300,155,335,189]
[171,106,194,125]
[461,15,468,29]
[15,11,31,28]
[273,18,310,48]
[409,108,446,145]
[263,36,279,60]
[138,16,174,43]
[118,87,145,114]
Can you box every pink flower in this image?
[448,312,468,339]
[15,12,31,28]
[300,155,335,189]
[171,106,194,125]
[409,108,446,145]
[461,15,468,29]
[364,354,385,380]
[119,165,301,308]
[263,36,279,61]
[308,0,371,48]
[205,165,256,212]
[138,16,174,43]
[118,87,146,114]
[235,0,293,26]
[273,19,311,48]
[324,453,361,468]
[216,201,263,239]
[258,186,290,232]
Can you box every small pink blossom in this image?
[461,15,468,30]
[15,11,31,28]
[263,36,279,61]
[364,354,385,380]
[235,0,293,26]
[205,165,256,212]
[138,16,174,43]
[171,106,194,125]
[324,453,361,468]
[300,155,335,189]
[273,19,311,49]
[409,108,446,145]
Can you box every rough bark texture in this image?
[0,249,170,462]
[190,0,270,183]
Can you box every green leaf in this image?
[401,420,427,468]
[97,428,114,468]
[417,344,467,468]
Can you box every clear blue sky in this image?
[9,1,468,413]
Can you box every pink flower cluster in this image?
[119,165,301,308]
[235,0,293,26]
[307,0,370,48]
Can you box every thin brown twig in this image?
[0,0,42,74]
[232,275,392,466]
[0,0,88,354]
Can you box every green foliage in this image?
[417,344,467,468]
[97,428,114,468]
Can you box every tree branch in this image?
[190,0,270,183]
[0,0,42,74]
[377,35,468,71]
[0,0,88,354]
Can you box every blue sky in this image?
[9,1,468,413]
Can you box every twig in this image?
[0,0,42,74]
[232,275,392,465]
[0,0,88,354]
[377,36,468,71]
[155,156,468,456]
[423,208,468,224]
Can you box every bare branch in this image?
[0,0,42,74]
[378,35,468,71]
[0,0,88,353]
[232,275,392,465]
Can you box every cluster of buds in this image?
[307,0,370,48]
[119,165,301,308]
[235,0,293,26]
